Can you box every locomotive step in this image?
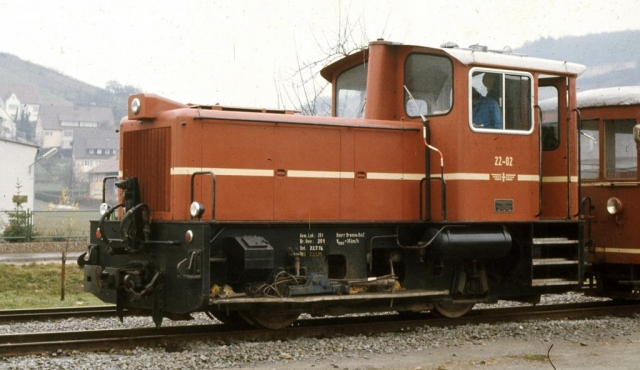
[618,280,640,286]
[532,258,580,266]
[532,238,579,245]
[531,278,580,286]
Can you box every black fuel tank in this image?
[425,227,512,260]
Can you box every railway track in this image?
[2,300,639,358]
[0,306,116,322]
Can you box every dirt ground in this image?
[245,330,640,370]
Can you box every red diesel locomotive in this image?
[79,40,587,328]
[578,86,640,298]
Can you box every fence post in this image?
[26,209,32,242]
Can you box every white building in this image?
[0,139,38,222]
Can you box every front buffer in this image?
[79,217,211,327]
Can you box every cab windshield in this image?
[335,63,368,118]
[404,54,453,117]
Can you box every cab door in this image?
[538,76,578,219]
[463,68,540,222]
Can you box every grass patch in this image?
[508,354,547,362]
[0,263,106,309]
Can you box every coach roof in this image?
[578,86,640,108]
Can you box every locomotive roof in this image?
[320,41,586,81]
[442,46,586,76]
[577,86,640,108]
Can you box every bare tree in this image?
[278,6,389,115]
[106,80,142,120]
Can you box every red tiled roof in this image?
[91,154,118,174]
[0,84,42,104]
[39,105,115,130]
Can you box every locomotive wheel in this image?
[208,309,248,326]
[432,302,475,318]
[239,309,299,329]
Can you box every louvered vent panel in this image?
[122,127,171,212]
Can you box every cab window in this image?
[404,54,453,117]
[336,63,368,118]
[470,69,533,133]
[539,86,560,150]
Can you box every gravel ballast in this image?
[2,293,638,369]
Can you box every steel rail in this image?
[0,306,117,322]
[2,301,639,358]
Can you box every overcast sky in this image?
[1,0,639,108]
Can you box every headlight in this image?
[131,97,141,114]
[190,201,205,218]
[606,197,623,215]
[99,203,110,216]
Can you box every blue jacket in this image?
[473,97,502,129]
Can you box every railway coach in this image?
[578,86,640,298]
[79,40,586,328]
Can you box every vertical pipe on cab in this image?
[364,41,398,121]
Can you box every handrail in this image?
[424,124,431,221]
[189,171,216,220]
[580,196,594,248]
[102,176,119,204]
[573,108,582,218]
[565,81,572,219]
[534,105,543,217]
[419,177,447,221]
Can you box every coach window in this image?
[580,120,600,180]
[469,69,533,133]
[336,63,368,118]
[604,119,637,179]
[404,54,453,117]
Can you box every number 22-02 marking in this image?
[494,156,513,166]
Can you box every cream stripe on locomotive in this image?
[517,175,579,183]
[542,176,579,183]
[287,170,355,179]
[367,172,425,180]
[594,247,640,255]
[582,181,640,187]
[171,167,275,177]
[517,174,538,181]
[439,173,490,181]
[169,167,571,183]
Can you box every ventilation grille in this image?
[122,127,171,212]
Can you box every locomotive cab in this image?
[80,40,586,328]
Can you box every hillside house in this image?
[0,85,44,143]
[0,85,42,123]
[0,106,16,140]
[36,105,115,149]
[72,129,119,183]
[88,154,118,201]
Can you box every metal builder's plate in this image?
[494,199,513,213]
